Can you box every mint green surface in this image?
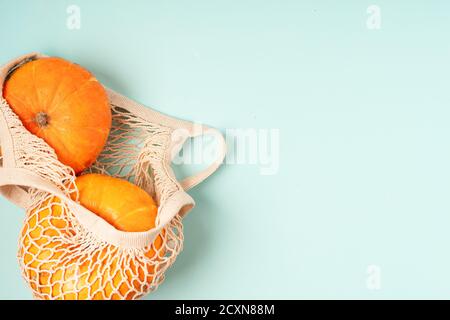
[1,1,450,299]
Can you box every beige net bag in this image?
[0,52,226,300]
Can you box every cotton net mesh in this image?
[0,52,223,299]
[0,53,226,300]
[0,93,188,299]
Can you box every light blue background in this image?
[1,0,450,299]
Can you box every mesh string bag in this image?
[0,52,226,300]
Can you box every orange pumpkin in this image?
[21,174,163,300]
[74,174,158,232]
[3,57,111,174]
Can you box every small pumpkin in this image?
[74,174,158,232]
[3,57,111,174]
[20,174,163,300]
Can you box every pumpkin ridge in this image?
[48,76,101,115]
[45,126,85,170]
[2,91,32,117]
[63,122,111,133]
[55,126,106,161]
[46,60,74,114]
[30,60,42,116]
[114,207,156,231]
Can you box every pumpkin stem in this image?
[35,112,50,128]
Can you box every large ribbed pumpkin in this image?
[3,57,111,174]
[20,174,163,300]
